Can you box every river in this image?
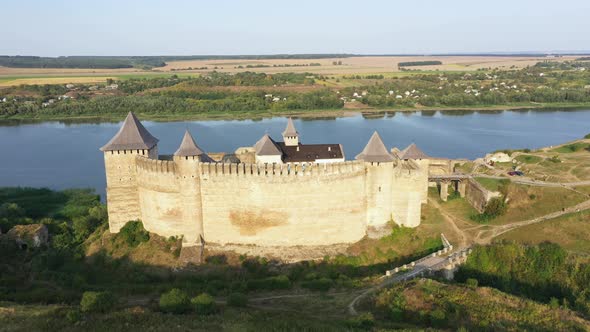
[1,109,589,197]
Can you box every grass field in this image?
[497,209,590,253]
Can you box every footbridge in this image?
[428,173,472,202]
[348,234,473,315]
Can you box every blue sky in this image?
[1,0,589,56]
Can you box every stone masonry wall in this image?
[199,161,368,246]
[464,177,501,213]
[107,155,427,248]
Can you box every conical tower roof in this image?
[355,131,395,162]
[100,112,158,151]
[174,130,205,157]
[254,134,283,156]
[282,118,298,137]
[399,143,429,160]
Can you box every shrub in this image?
[205,254,227,265]
[585,133,590,139]
[159,288,190,314]
[80,291,115,313]
[191,293,216,314]
[466,278,478,288]
[118,221,150,247]
[345,312,375,329]
[301,277,333,292]
[246,275,291,291]
[65,309,81,323]
[429,309,447,327]
[484,197,507,217]
[227,292,248,307]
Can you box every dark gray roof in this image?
[276,142,343,162]
[355,131,395,162]
[282,118,298,137]
[100,112,158,151]
[221,154,241,163]
[175,130,205,156]
[254,134,283,156]
[399,143,429,160]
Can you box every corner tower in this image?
[100,112,158,232]
[173,130,212,247]
[356,131,396,237]
[282,118,299,146]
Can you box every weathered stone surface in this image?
[179,245,203,265]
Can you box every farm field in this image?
[0,55,582,87]
[160,55,581,74]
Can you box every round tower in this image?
[355,131,396,238]
[173,129,212,247]
[100,112,158,232]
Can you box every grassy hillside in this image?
[370,279,589,331]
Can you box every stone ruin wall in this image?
[464,177,502,213]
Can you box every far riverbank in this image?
[2,103,590,123]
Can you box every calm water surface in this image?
[1,109,590,197]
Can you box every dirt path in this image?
[427,198,469,248]
[474,198,590,244]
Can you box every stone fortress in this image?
[101,112,433,254]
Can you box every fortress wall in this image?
[135,157,188,240]
[391,164,426,228]
[464,177,501,213]
[200,161,368,246]
[103,150,146,232]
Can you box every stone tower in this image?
[282,118,299,146]
[100,112,159,232]
[173,130,212,247]
[355,131,396,237]
[398,143,430,204]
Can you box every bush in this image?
[301,277,333,292]
[80,291,115,313]
[466,278,478,288]
[205,254,227,265]
[429,309,447,327]
[159,288,190,314]
[246,275,291,291]
[65,309,81,323]
[484,197,507,217]
[118,221,150,247]
[345,312,375,329]
[585,133,590,139]
[191,293,216,314]
[227,292,248,307]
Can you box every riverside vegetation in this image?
[1,60,590,120]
